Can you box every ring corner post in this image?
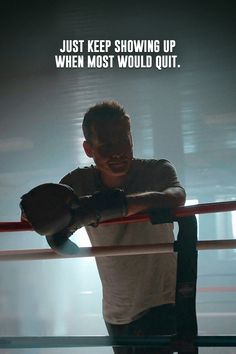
[174,215,198,354]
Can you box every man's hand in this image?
[20,183,128,255]
[20,183,80,236]
[20,183,128,236]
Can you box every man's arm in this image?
[126,187,186,216]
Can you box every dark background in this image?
[0,1,236,353]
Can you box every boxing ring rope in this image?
[1,200,236,232]
[0,239,236,261]
[0,200,236,261]
[1,200,236,351]
[1,335,236,349]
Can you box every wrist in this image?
[92,189,128,221]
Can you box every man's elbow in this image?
[175,187,186,206]
[166,187,186,207]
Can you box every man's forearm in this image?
[126,187,186,216]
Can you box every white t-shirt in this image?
[60,158,184,324]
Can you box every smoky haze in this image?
[0,2,236,353]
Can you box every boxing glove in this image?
[71,188,128,229]
[20,183,79,236]
[20,183,128,255]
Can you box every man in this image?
[59,101,186,353]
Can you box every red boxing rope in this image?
[0,200,236,232]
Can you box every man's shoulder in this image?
[132,158,182,191]
[132,158,178,182]
[133,158,173,169]
[60,165,96,184]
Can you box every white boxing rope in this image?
[0,239,236,261]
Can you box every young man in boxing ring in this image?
[21,101,186,354]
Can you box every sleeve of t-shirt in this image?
[59,167,96,197]
[59,173,72,185]
[155,159,185,192]
[59,170,83,197]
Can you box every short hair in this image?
[82,101,131,143]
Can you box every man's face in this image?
[83,120,133,177]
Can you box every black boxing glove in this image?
[70,188,128,229]
[46,188,128,255]
[20,183,128,255]
[20,183,79,236]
